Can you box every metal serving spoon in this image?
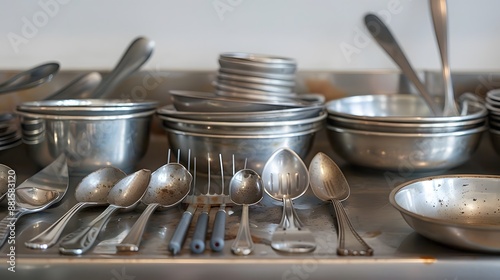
[262,148,316,253]
[309,152,373,256]
[87,37,155,99]
[44,72,102,100]
[0,62,59,94]
[0,164,14,202]
[116,163,191,252]
[430,0,459,116]
[364,13,442,116]
[0,154,68,248]
[229,169,263,256]
[25,167,126,249]
[59,169,150,255]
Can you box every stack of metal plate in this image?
[0,113,21,151]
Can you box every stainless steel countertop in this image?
[1,127,500,280]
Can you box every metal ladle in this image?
[364,13,442,116]
[430,0,459,116]
[0,164,14,202]
[116,163,192,252]
[308,152,373,256]
[262,148,316,253]
[0,62,59,94]
[25,167,126,249]
[59,169,151,255]
[229,169,263,256]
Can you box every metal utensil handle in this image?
[59,205,118,255]
[116,203,159,252]
[210,208,226,252]
[331,199,373,256]
[364,13,441,116]
[169,208,195,255]
[231,205,253,255]
[0,210,25,247]
[278,197,303,230]
[25,202,89,249]
[190,210,209,254]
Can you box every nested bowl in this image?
[326,125,487,171]
[390,175,500,252]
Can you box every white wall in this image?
[1,0,499,72]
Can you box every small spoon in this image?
[229,169,263,256]
[364,13,442,116]
[44,72,102,100]
[430,0,459,116]
[309,152,373,256]
[0,164,14,202]
[262,148,316,253]
[0,62,59,94]
[25,167,126,249]
[88,37,155,99]
[116,163,192,252]
[59,169,151,255]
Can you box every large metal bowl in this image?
[16,109,155,175]
[390,175,500,252]
[326,125,487,171]
[162,126,319,174]
[326,94,487,123]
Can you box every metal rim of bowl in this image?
[326,94,487,123]
[156,104,324,121]
[158,111,326,127]
[17,99,159,115]
[219,52,297,65]
[217,73,296,87]
[328,114,486,129]
[486,88,500,102]
[216,78,294,93]
[326,124,487,137]
[15,109,156,121]
[214,81,298,97]
[170,90,318,109]
[389,174,500,230]
[218,67,296,81]
[162,125,321,139]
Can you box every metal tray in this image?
[1,129,500,280]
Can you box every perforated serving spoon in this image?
[309,152,373,256]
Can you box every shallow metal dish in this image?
[217,73,296,87]
[216,78,293,94]
[326,125,486,171]
[219,67,296,81]
[156,104,324,122]
[326,94,487,123]
[214,81,297,98]
[170,90,314,112]
[390,174,500,253]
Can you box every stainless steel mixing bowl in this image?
[162,126,320,174]
[16,109,155,175]
[326,125,487,171]
[390,174,500,252]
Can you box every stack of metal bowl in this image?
[16,99,158,174]
[325,94,488,171]
[485,89,500,154]
[214,52,298,101]
[0,113,21,151]
[157,90,325,173]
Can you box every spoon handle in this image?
[25,202,91,249]
[231,205,254,255]
[278,197,304,230]
[59,205,119,255]
[331,199,373,256]
[0,210,26,247]
[116,203,159,252]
